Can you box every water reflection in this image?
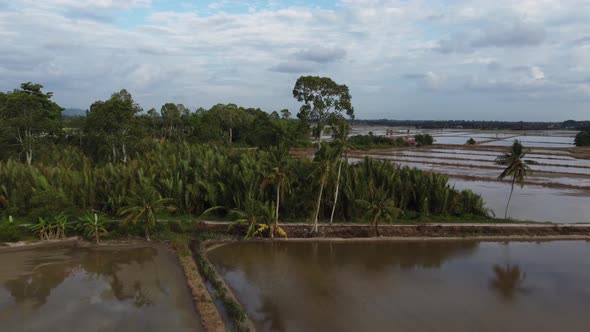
[2,247,157,308]
[0,245,201,332]
[490,264,528,301]
[208,241,590,332]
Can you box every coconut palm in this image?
[311,143,339,234]
[329,120,352,225]
[490,264,526,300]
[119,176,175,241]
[355,187,400,236]
[495,140,532,219]
[262,147,290,238]
[202,198,283,239]
[78,212,109,244]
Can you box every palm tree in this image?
[78,212,109,244]
[329,120,352,225]
[262,147,290,238]
[119,177,174,241]
[201,198,282,239]
[355,187,400,236]
[495,140,532,219]
[311,144,339,234]
[490,264,526,300]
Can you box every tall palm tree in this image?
[329,120,352,225]
[355,186,400,236]
[495,140,532,219]
[262,147,290,238]
[312,144,338,233]
[119,176,174,241]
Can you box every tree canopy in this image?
[293,76,354,147]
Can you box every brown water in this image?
[0,245,202,332]
[207,241,590,332]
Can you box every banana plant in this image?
[78,212,108,244]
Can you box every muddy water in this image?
[207,241,590,332]
[450,178,590,223]
[0,245,202,332]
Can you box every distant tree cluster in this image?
[575,130,590,147]
[353,119,590,130]
[414,134,434,146]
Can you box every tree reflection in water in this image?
[2,246,157,308]
[489,264,527,300]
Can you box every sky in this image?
[1,0,589,120]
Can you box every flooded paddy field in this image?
[450,179,590,223]
[208,240,590,332]
[345,128,588,223]
[0,245,202,332]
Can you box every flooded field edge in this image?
[199,222,590,239]
[190,240,256,332]
[0,239,211,332]
[204,236,590,332]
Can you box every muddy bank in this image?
[198,222,590,238]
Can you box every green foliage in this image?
[77,212,108,244]
[119,175,175,241]
[414,133,435,146]
[195,250,249,331]
[0,221,18,242]
[575,130,590,146]
[29,213,71,240]
[466,138,476,145]
[0,83,63,164]
[348,135,408,149]
[293,76,354,147]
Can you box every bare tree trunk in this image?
[112,145,117,162]
[317,126,323,149]
[122,143,127,163]
[26,148,32,165]
[504,179,515,219]
[313,178,325,234]
[329,159,343,225]
[95,230,99,244]
[373,215,379,237]
[229,127,233,144]
[273,182,280,239]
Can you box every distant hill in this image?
[62,108,86,117]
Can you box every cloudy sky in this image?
[1,0,589,120]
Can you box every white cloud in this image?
[0,0,589,120]
[530,66,545,80]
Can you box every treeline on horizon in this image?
[0,79,490,242]
[353,119,590,130]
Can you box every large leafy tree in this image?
[0,83,63,164]
[85,89,141,162]
[495,140,532,219]
[160,103,190,142]
[293,76,354,148]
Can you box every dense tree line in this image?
[0,78,489,241]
